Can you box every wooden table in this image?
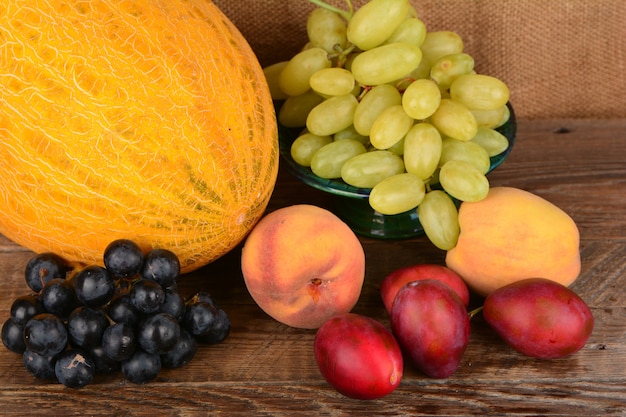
[1,118,625,416]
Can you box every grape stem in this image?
[307,0,353,21]
[356,85,372,101]
[395,77,416,94]
[331,43,356,68]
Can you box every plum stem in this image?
[468,306,484,320]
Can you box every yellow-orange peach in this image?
[445,187,580,296]
[241,204,365,329]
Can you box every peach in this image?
[445,187,580,296]
[240,204,365,329]
[380,264,470,314]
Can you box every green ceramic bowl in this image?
[277,102,517,239]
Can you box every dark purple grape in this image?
[10,294,45,327]
[160,290,185,322]
[103,239,144,279]
[24,252,69,293]
[107,293,140,326]
[138,313,180,355]
[183,302,218,337]
[73,265,116,307]
[160,328,197,369]
[101,322,136,362]
[6,245,232,387]
[114,277,133,293]
[40,278,77,317]
[164,281,178,292]
[54,349,95,388]
[121,350,161,384]
[186,292,218,308]
[130,279,165,314]
[67,307,109,349]
[23,313,68,357]
[140,249,180,288]
[88,345,120,374]
[2,318,27,354]
[196,308,231,345]
[23,348,58,380]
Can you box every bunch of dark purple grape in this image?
[1,239,230,388]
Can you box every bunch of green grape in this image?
[263,0,511,250]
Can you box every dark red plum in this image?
[390,280,470,379]
[314,313,403,400]
[483,278,594,359]
[380,263,471,314]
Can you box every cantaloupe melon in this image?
[0,0,279,273]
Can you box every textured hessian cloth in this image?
[213,0,626,119]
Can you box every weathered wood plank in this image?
[1,119,625,416]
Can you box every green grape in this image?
[439,160,489,202]
[370,104,414,149]
[450,74,510,110]
[334,125,369,144]
[369,172,425,215]
[309,68,355,97]
[409,55,432,80]
[351,42,423,86]
[430,98,478,142]
[403,123,442,180]
[387,136,405,155]
[440,137,491,174]
[290,133,333,167]
[306,8,348,54]
[428,167,441,186]
[341,150,405,188]
[417,190,460,250]
[310,139,367,179]
[470,127,509,156]
[498,105,511,126]
[346,0,410,51]
[278,90,324,128]
[342,52,358,72]
[402,78,441,120]
[384,17,427,47]
[263,61,289,100]
[420,31,464,64]
[470,105,510,129]
[430,53,475,89]
[278,47,331,97]
[306,94,359,136]
[350,83,364,97]
[353,84,402,136]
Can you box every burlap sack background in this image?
[213,0,626,120]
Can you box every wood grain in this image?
[1,119,625,416]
